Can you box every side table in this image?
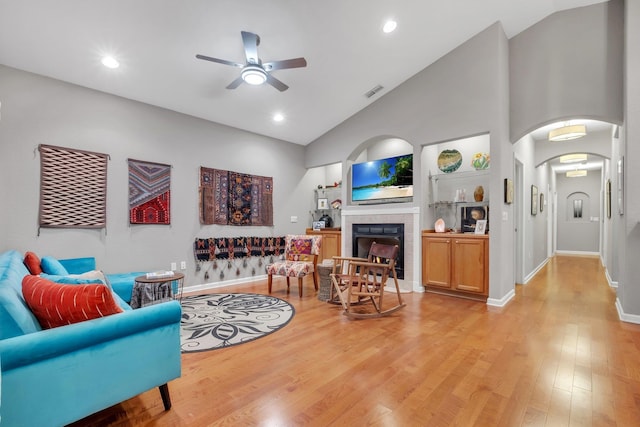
[131,272,185,309]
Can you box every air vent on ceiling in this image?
[364,85,384,98]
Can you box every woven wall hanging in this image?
[38,144,109,233]
[128,158,171,224]
[199,167,273,226]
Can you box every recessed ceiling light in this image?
[101,56,120,69]
[383,20,397,33]
[273,113,284,122]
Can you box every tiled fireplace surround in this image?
[341,206,422,293]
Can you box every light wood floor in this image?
[70,255,640,426]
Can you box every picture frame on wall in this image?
[317,198,329,210]
[618,157,624,215]
[606,178,612,219]
[531,185,538,215]
[504,178,514,204]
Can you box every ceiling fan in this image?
[196,31,307,92]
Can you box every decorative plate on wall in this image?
[437,149,462,173]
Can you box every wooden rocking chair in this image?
[329,242,406,319]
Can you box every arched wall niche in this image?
[346,135,413,163]
[345,135,414,207]
[566,191,590,221]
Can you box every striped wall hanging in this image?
[128,158,171,225]
[38,144,109,233]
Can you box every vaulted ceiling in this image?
[0,0,607,145]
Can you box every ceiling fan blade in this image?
[196,54,244,68]
[226,76,245,89]
[263,57,307,71]
[265,74,289,92]
[241,31,260,64]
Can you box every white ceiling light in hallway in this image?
[549,123,587,141]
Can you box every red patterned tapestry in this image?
[200,167,273,226]
[128,159,171,224]
[38,144,108,231]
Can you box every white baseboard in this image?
[487,289,515,307]
[605,268,618,289]
[184,274,269,294]
[616,298,640,324]
[555,250,600,256]
[523,258,549,284]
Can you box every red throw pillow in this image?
[22,275,123,329]
[23,251,43,275]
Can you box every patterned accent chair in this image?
[266,234,322,297]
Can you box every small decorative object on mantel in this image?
[471,152,490,170]
[434,218,446,233]
[474,185,484,202]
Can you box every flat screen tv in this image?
[351,154,413,204]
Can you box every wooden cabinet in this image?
[306,228,341,262]
[422,235,452,288]
[422,231,488,300]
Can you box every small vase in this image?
[474,186,484,202]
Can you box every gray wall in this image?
[509,0,624,140]
[304,2,624,304]
[556,170,601,252]
[621,0,640,319]
[0,65,314,289]
[305,23,513,302]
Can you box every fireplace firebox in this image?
[352,223,404,279]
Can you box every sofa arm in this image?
[0,300,181,370]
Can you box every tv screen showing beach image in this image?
[352,154,413,202]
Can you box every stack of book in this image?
[145,270,175,279]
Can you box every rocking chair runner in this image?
[330,242,406,319]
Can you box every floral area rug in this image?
[180,293,294,353]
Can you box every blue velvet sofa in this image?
[0,250,182,426]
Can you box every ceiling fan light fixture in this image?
[560,153,588,163]
[241,65,267,85]
[549,124,587,141]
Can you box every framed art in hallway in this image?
[606,178,612,219]
[618,157,624,215]
[504,178,513,204]
[531,185,538,215]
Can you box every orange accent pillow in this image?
[23,251,43,275]
[22,275,123,329]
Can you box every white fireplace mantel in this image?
[341,205,422,293]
